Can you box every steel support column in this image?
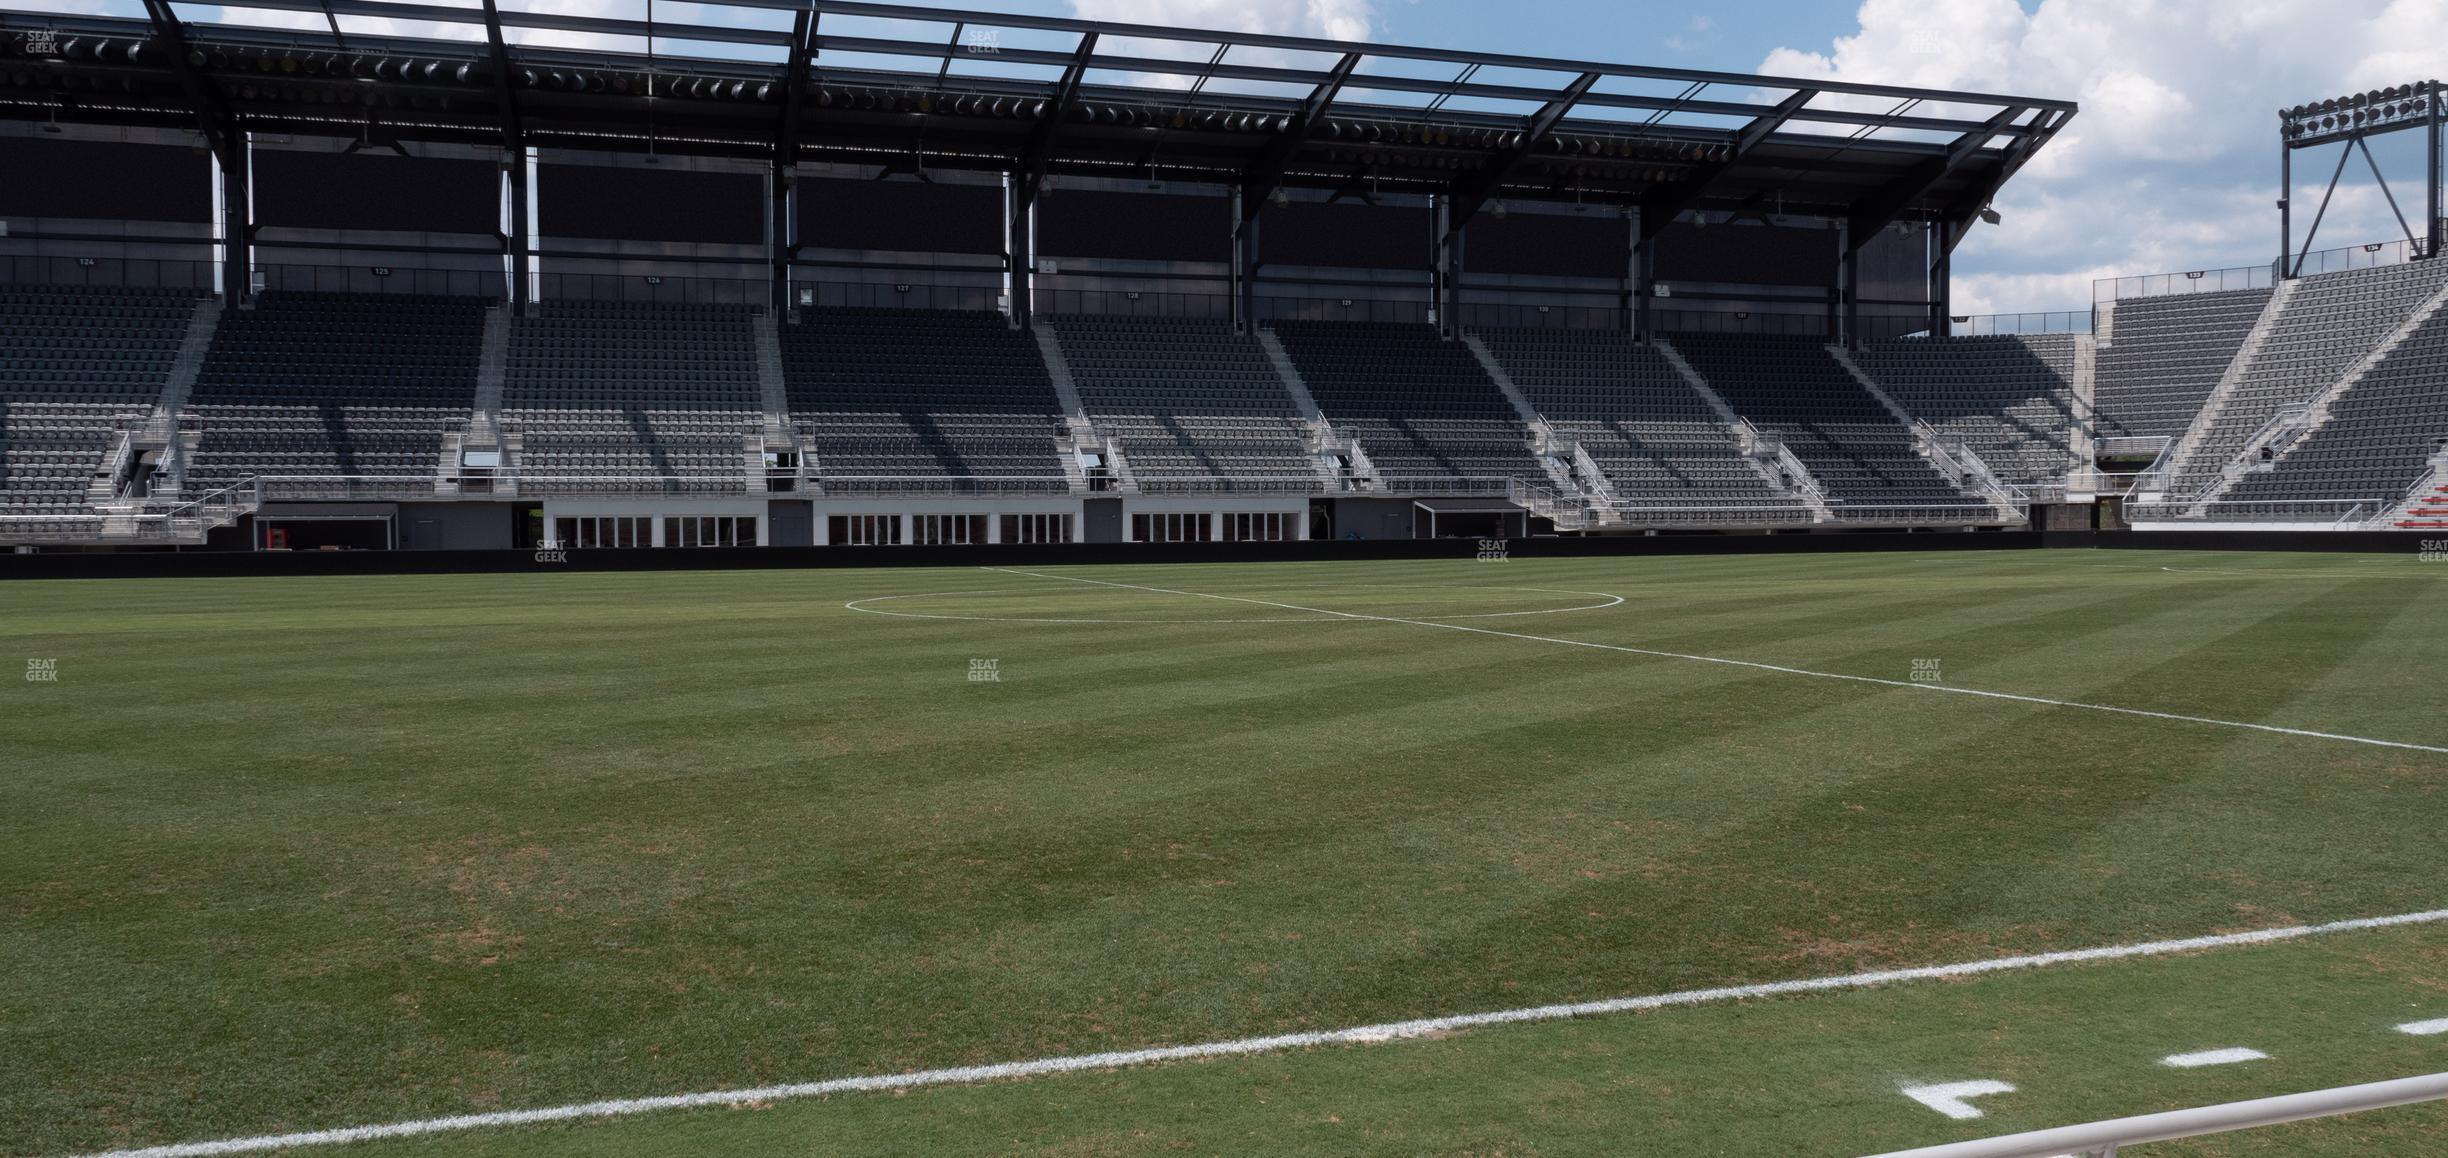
[1632,229,1656,341]
[505,152,529,309]
[1620,207,1638,336]
[1007,177,1035,329]
[2429,79,2442,260]
[2279,135,2293,277]
[219,126,250,304]
[1434,195,1463,337]
[1231,186,1256,331]
[772,8,818,315]
[1931,241,1953,339]
[770,167,793,315]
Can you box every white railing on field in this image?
[2095,435,2170,460]
[1373,476,1525,496]
[2127,497,2384,523]
[1861,1070,2448,1158]
[1504,478,1588,530]
[808,475,1078,496]
[1130,474,1344,495]
[1594,503,1821,526]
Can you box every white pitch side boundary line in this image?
[985,568,2448,755]
[83,910,2448,1158]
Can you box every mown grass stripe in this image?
[83,908,2448,1158]
[989,569,2448,755]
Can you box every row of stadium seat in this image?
[2168,260,2448,496]
[0,285,202,532]
[1270,321,1547,483]
[186,292,487,487]
[1668,334,1991,518]
[18,279,2441,533]
[1472,326,1800,511]
[1053,316,1319,490]
[2093,288,2271,440]
[1850,334,2084,487]
[2215,304,2448,515]
[783,309,1071,489]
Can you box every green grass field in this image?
[5,548,2447,1156]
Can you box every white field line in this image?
[2398,1018,2448,1036]
[841,583,1626,626]
[2160,1047,2270,1068]
[986,568,2448,755]
[84,908,2448,1158]
[1900,1079,2018,1120]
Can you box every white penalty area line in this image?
[86,908,2448,1158]
[985,568,2448,756]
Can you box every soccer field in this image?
[5,549,2447,1156]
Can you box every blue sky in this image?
[17,0,2447,314]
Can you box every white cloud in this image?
[1666,14,1714,55]
[1763,0,2448,313]
[1068,0,1373,44]
[1059,0,1373,94]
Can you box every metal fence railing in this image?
[2124,497,2382,523]
[811,475,1076,497]
[1864,1071,2448,1158]
[2096,234,2446,303]
[1653,308,1830,337]
[1253,294,1433,325]
[1131,476,1338,495]
[1035,288,1232,319]
[1824,503,2020,524]
[2292,235,2437,277]
[2,255,215,292]
[537,271,767,307]
[1594,503,1820,526]
[793,280,1005,313]
[1460,302,1628,331]
[1934,310,2094,336]
[2095,262,2276,302]
[254,263,504,299]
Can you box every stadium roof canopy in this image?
[0,0,2075,236]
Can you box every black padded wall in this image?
[1463,211,1627,278]
[254,150,499,234]
[799,177,1002,255]
[0,137,211,222]
[1857,222,1933,304]
[1653,222,1839,287]
[1261,200,1430,270]
[540,163,762,244]
[1038,189,1228,262]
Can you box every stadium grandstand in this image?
[12,5,2448,1158]
[0,4,2438,550]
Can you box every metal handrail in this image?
[2066,468,2166,496]
[1372,476,1531,496]
[2128,497,2384,521]
[1914,421,2026,513]
[2373,461,2448,524]
[1131,475,1340,494]
[2096,435,2171,458]
[1861,1071,2448,1158]
[153,476,259,520]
